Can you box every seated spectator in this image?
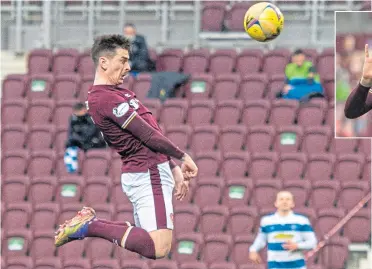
[123,23,155,74]
[64,102,106,173]
[277,49,324,101]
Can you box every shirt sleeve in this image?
[297,218,317,250]
[344,82,372,119]
[249,218,267,252]
[101,94,138,129]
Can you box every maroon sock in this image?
[87,219,156,259]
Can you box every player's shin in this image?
[86,219,156,259]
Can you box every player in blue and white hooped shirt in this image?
[249,191,317,269]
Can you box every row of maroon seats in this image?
[2,98,336,129]
[1,225,350,269]
[2,147,370,181]
[3,174,370,210]
[25,47,333,77]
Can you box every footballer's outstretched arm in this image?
[344,82,372,119]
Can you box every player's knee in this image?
[149,229,172,259]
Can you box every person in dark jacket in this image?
[65,102,106,151]
[123,23,154,73]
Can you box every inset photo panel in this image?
[336,11,372,138]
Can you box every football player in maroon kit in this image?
[55,35,198,260]
[344,44,372,119]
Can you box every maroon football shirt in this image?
[86,85,169,173]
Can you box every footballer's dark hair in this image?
[91,34,131,67]
[73,102,86,111]
[293,49,304,55]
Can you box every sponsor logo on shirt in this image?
[113,102,129,117]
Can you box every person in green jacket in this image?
[278,49,323,101]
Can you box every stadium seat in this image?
[266,74,286,99]
[209,49,237,75]
[221,179,252,207]
[2,124,27,152]
[201,2,226,32]
[192,177,224,207]
[241,100,270,127]
[156,48,184,72]
[329,137,358,154]
[358,138,371,155]
[263,49,291,76]
[111,182,132,206]
[28,176,57,205]
[225,2,254,31]
[343,208,371,243]
[304,153,335,181]
[252,180,283,208]
[28,73,54,100]
[52,48,79,75]
[231,234,256,265]
[295,207,317,227]
[120,260,149,269]
[109,154,124,184]
[2,176,29,204]
[198,205,229,235]
[245,125,275,153]
[248,152,279,179]
[150,260,178,269]
[114,204,135,225]
[315,208,345,237]
[53,73,80,101]
[317,48,334,79]
[165,125,192,152]
[302,48,319,63]
[182,48,210,74]
[132,73,152,100]
[194,151,221,177]
[239,265,266,269]
[238,73,267,101]
[2,74,28,101]
[30,203,59,232]
[190,125,219,153]
[187,99,215,126]
[236,49,264,75]
[63,258,91,269]
[2,99,27,126]
[318,236,349,269]
[301,126,331,154]
[220,151,249,178]
[55,176,85,204]
[283,180,311,207]
[322,75,335,101]
[2,150,29,177]
[273,125,303,153]
[309,181,340,210]
[27,48,53,74]
[171,232,203,262]
[201,234,232,264]
[269,99,299,126]
[333,153,365,182]
[212,73,240,101]
[28,150,55,177]
[219,125,247,152]
[6,257,33,269]
[27,124,55,151]
[226,206,258,235]
[296,98,328,127]
[214,99,243,126]
[338,181,369,210]
[180,261,207,269]
[142,98,162,120]
[55,126,68,154]
[81,149,111,177]
[34,258,62,269]
[29,230,56,260]
[92,204,115,221]
[92,259,120,269]
[184,73,214,100]
[78,74,94,101]
[82,176,112,205]
[210,262,237,269]
[85,237,114,261]
[325,101,334,126]
[159,99,188,126]
[174,204,200,234]
[53,100,77,128]
[276,152,307,181]
[2,229,32,258]
[362,154,371,181]
[27,99,54,126]
[77,50,95,77]
[3,202,31,230]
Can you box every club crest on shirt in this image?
[129,98,139,110]
[113,102,129,117]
